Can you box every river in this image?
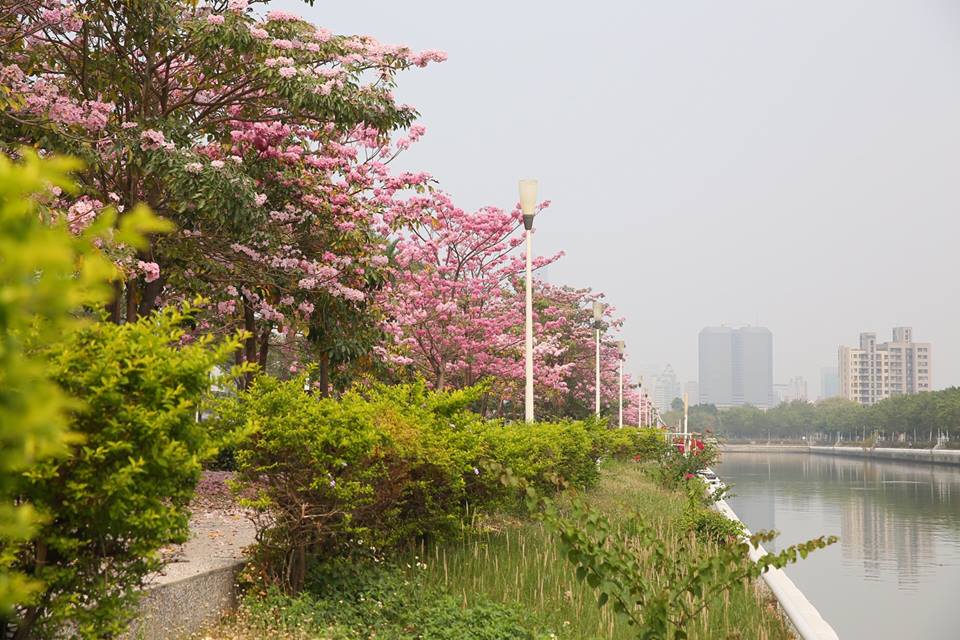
[717,451,960,639]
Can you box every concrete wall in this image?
[809,446,960,466]
[124,560,244,640]
[721,444,960,466]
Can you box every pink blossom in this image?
[210,160,225,168]
[278,67,297,78]
[138,261,160,283]
[66,197,103,234]
[266,10,301,22]
[298,301,315,315]
[206,14,225,25]
[228,0,248,12]
[140,129,174,151]
[217,300,237,315]
[185,162,203,174]
[248,26,269,39]
[254,193,267,206]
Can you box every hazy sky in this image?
[280,0,960,394]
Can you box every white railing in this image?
[713,499,840,640]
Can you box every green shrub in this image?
[475,419,603,494]
[218,378,480,591]
[598,426,670,462]
[646,441,720,491]
[237,559,546,640]
[10,308,238,639]
[682,507,744,544]
[218,378,607,592]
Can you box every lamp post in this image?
[519,179,538,423]
[615,340,625,428]
[637,377,643,427]
[592,301,603,416]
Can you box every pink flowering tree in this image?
[0,0,445,337]
[379,192,564,406]
[527,283,638,422]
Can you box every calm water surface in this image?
[717,451,960,640]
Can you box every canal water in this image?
[717,451,960,640]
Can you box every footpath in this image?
[124,472,256,640]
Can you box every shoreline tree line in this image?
[660,388,960,443]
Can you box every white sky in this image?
[280,0,960,394]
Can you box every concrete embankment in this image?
[720,444,809,454]
[712,499,839,640]
[722,444,960,466]
[124,511,255,640]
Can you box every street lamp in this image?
[592,301,603,416]
[519,179,538,423]
[637,377,644,427]
[615,340,625,428]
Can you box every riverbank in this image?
[717,449,960,638]
[721,444,960,466]
[204,461,794,640]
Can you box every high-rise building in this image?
[838,327,932,405]
[820,367,840,399]
[653,364,682,411]
[699,326,774,408]
[698,327,733,407]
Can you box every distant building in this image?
[838,327,932,406]
[699,326,774,408]
[653,364,682,411]
[699,327,734,407]
[820,367,840,399]
[788,376,808,402]
[773,383,789,405]
[684,381,699,406]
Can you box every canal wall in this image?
[721,444,960,467]
[810,446,960,466]
[712,499,839,640]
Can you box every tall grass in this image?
[403,461,791,640]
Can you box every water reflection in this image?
[718,452,960,639]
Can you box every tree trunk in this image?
[107,280,122,324]
[138,275,163,318]
[241,297,257,388]
[288,544,306,593]
[257,328,270,370]
[125,278,138,323]
[318,352,330,398]
[12,541,47,640]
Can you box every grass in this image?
[202,461,792,640]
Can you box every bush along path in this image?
[201,381,834,640]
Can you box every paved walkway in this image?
[149,471,256,586]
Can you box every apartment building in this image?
[838,327,932,405]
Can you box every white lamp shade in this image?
[518,179,538,216]
[615,340,625,355]
[592,301,603,322]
